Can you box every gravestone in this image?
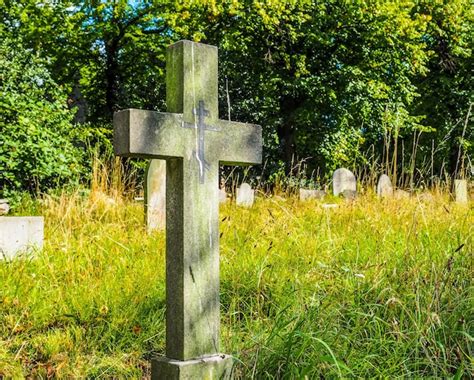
[0,199,10,215]
[114,40,262,380]
[377,174,393,198]
[333,168,357,196]
[145,159,166,232]
[236,183,255,207]
[454,179,468,204]
[299,189,325,201]
[0,217,44,259]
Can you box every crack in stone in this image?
[189,265,196,283]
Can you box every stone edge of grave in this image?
[151,354,234,379]
[0,216,44,260]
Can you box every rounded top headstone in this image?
[236,183,254,207]
[332,168,356,196]
[377,174,393,197]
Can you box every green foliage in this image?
[0,37,84,196]
[1,0,472,188]
[412,0,473,176]
[0,193,471,377]
[169,0,437,174]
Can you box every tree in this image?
[2,0,470,186]
[412,0,473,179]
[168,0,432,177]
[74,1,176,120]
[0,37,84,195]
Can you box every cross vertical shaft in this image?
[165,41,220,360]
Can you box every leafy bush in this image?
[0,37,84,197]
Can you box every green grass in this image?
[1,191,472,378]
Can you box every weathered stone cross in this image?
[114,40,262,379]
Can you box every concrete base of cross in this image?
[151,354,234,379]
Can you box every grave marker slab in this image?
[377,174,393,198]
[454,179,468,204]
[0,217,44,259]
[145,159,166,232]
[333,168,357,196]
[0,199,10,215]
[236,183,255,207]
[114,40,262,380]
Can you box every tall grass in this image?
[0,190,472,378]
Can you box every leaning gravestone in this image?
[377,174,393,198]
[114,40,262,380]
[145,159,166,232]
[454,179,468,204]
[333,168,357,197]
[0,217,44,259]
[236,183,255,207]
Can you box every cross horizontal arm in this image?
[216,120,262,165]
[114,109,185,159]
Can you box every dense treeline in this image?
[1,0,472,195]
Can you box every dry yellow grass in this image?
[1,189,472,377]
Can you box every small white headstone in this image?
[299,189,326,201]
[377,174,393,198]
[0,199,10,215]
[333,168,357,196]
[454,179,468,204]
[145,159,166,232]
[0,216,44,259]
[236,183,255,207]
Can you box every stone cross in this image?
[114,40,262,379]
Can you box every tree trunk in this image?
[279,121,296,174]
[105,39,120,119]
[278,95,303,174]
